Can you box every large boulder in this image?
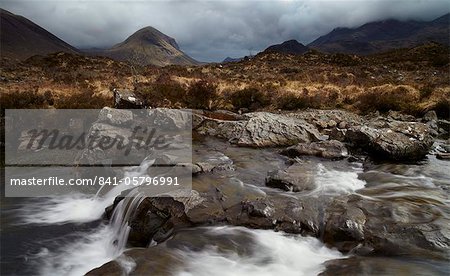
[265,163,316,192]
[345,119,434,161]
[322,193,450,258]
[197,112,323,147]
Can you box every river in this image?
[1,137,449,275]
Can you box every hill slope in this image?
[90,27,199,66]
[264,39,309,55]
[0,9,78,60]
[308,13,450,55]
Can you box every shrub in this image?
[185,80,218,110]
[229,87,270,111]
[0,89,47,110]
[432,97,450,119]
[431,54,449,67]
[419,84,434,99]
[43,90,54,106]
[356,85,420,114]
[55,90,112,109]
[276,91,309,110]
[136,81,187,108]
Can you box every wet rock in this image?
[281,140,348,159]
[345,120,434,161]
[125,191,204,247]
[265,163,315,192]
[88,246,184,276]
[228,195,323,235]
[323,196,366,252]
[322,194,450,257]
[320,256,447,276]
[87,228,257,276]
[86,260,124,276]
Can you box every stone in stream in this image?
[345,119,434,161]
[323,193,450,257]
[265,163,315,192]
[95,167,448,276]
[281,140,348,159]
[87,228,257,276]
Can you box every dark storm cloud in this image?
[1,0,449,62]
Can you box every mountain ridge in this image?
[308,13,450,55]
[0,8,78,60]
[89,26,199,66]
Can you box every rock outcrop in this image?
[345,119,434,161]
[196,112,324,147]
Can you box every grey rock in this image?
[97,107,133,126]
[281,140,348,159]
[345,120,434,161]
[422,110,438,122]
[265,163,316,192]
[197,112,323,147]
[148,108,192,130]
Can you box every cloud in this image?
[1,0,449,61]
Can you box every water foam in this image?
[313,163,366,194]
[19,159,154,225]
[177,226,343,276]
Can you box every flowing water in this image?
[1,138,449,275]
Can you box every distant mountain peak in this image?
[308,13,449,55]
[97,26,198,66]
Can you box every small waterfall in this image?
[26,158,157,276]
[107,188,146,255]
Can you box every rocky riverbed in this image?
[82,107,449,275]
[1,107,449,275]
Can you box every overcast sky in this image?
[1,0,449,62]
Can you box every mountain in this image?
[90,27,199,66]
[222,56,243,63]
[308,13,450,55]
[0,9,78,60]
[264,39,309,55]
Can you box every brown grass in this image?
[1,43,449,118]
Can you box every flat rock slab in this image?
[281,140,348,159]
[197,112,323,147]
